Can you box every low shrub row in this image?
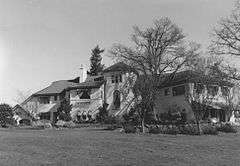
[122,123,237,135]
[216,123,238,133]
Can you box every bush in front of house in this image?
[216,123,238,133]
[0,104,14,127]
[122,123,136,133]
[95,103,109,123]
[178,124,199,135]
[57,99,72,122]
[32,119,52,128]
[148,125,180,135]
[62,121,76,128]
[201,124,218,135]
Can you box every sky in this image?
[0,0,236,105]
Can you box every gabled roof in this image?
[137,70,234,89]
[103,62,131,73]
[33,80,80,96]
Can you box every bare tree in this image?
[187,56,236,134]
[13,89,32,104]
[210,1,240,57]
[110,18,200,133]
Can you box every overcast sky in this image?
[0,0,236,105]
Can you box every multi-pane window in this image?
[77,90,91,99]
[172,85,185,96]
[39,97,50,104]
[111,74,122,83]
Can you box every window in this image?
[113,90,121,109]
[111,74,122,83]
[207,85,218,96]
[94,76,104,82]
[54,95,58,101]
[39,97,50,104]
[164,88,170,96]
[172,85,185,96]
[221,86,229,96]
[77,90,91,99]
[194,83,204,94]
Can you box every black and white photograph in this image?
[0,0,240,165]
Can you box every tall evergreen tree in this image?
[88,45,104,76]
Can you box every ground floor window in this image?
[39,112,50,120]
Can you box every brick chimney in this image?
[79,64,87,83]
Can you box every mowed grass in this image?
[0,127,239,166]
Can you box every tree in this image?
[210,1,240,57]
[88,45,105,76]
[186,56,235,134]
[0,104,14,127]
[13,89,31,104]
[57,99,72,122]
[110,18,200,133]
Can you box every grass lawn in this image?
[0,127,239,166]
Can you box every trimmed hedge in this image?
[216,123,237,133]
[148,124,219,135]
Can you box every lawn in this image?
[0,127,239,166]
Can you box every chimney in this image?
[79,64,87,83]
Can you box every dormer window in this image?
[111,74,122,83]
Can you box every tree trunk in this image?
[142,117,147,133]
[196,119,202,135]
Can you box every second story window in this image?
[172,85,185,96]
[111,74,122,83]
[39,97,50,104]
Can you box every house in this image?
[153,70,238,122]
[21,62,134,122]
[21,62,239,123]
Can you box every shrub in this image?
[148,126,161,134]
[202,125,218,135]
[217,123,237,133]
[163,126,179,135]
[179,124,199,135]
[122,124,136,133]
[57,99,72,122]
[122,109,140,126]
[0,104,14,127]
[19,119,31,126]
[96,103,109,123]
[148,125,179,135]
[103,116,117,124]
[104,124,119,131]
[62,121,76,128]
[32,119,52,128]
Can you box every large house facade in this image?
[20,62,240,124]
